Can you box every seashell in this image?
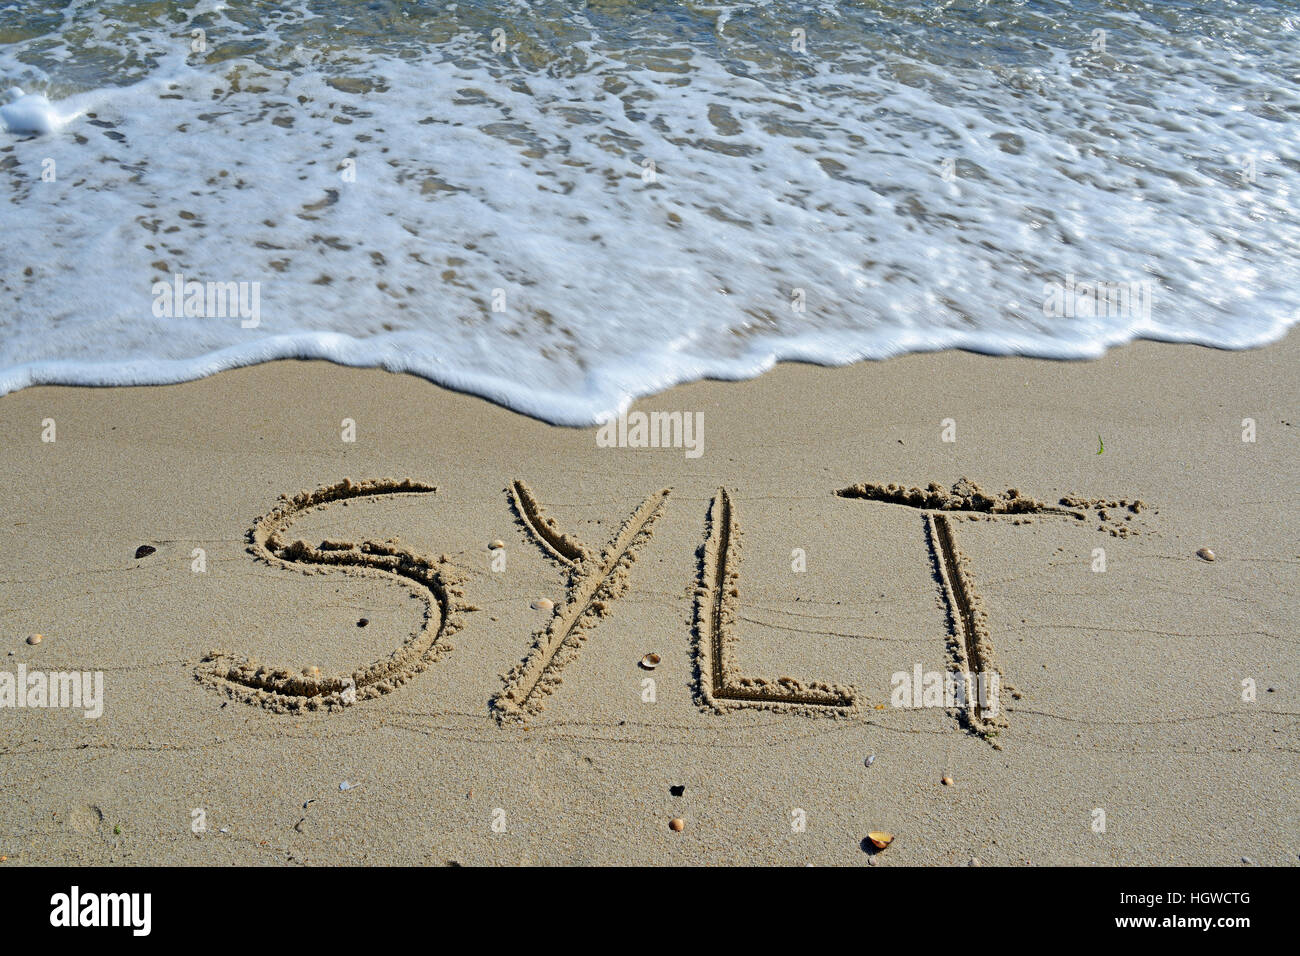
[864,754,876,768]
[669,818,685,832]
[941,775,954,786]
[1196,547,1215,562]
[357,618,369,628]
[489,540,505,550]
[134,545,156,559]
[639,653,661,670]
[531,598,554,612]
[26,634,42,645]
[867,831,893,850]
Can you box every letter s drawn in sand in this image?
[196,478,467,712]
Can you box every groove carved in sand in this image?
[197,478,466,713]
[492,480,669,721]
[924,513,1004,736]
[692,489,856,716]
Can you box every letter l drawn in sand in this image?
[692,488,856,716]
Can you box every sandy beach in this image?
[0,333,1296,866]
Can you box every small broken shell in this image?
[867,831,894,850]
[134,544,156,559]
[639,653,661,670]
[489,540,505,550]
[1196,547,1215,562]
[941,775,954,786]
[26,634,42,646]
[864,754,876,768]
[531,598,554,612]
[668,818,685,832]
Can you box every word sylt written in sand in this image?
[197,477,1144,740]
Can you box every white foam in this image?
[1,89,67,134]
[1,1,1297,424]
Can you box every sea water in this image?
[1,0,1296,424]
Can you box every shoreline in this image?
[3,321,1297,428]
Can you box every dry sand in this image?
[0,332,1296,865]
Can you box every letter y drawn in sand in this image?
[491,480,670,721]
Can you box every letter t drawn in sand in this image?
[835,478,1148,743]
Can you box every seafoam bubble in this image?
[1,90,63,135]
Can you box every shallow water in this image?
[1,0,1297,422]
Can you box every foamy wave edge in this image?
[0,318,1293,427]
